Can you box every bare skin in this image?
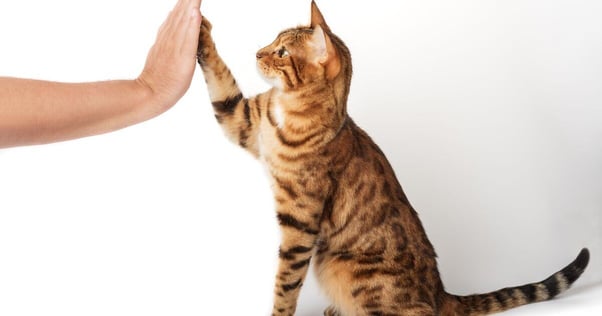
[0,0,202,148]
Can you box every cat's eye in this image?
[277,47,289,58]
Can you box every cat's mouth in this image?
[256,60,269,79]
[256,61,283,89]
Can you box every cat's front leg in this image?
[273,231,317,316]
[196,16,241,109]
[196,17,262,156]
[271,195,324,316]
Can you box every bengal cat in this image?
[196,2,590,315]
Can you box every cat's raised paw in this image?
[197,16,214,64]
[200,16,212,33]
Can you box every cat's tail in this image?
[443,248,589,315]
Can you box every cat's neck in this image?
[272,84,344,128]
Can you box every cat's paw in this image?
[197,16,214,64]
[200,15,212,33]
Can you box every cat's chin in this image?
[256,60,287,91]
[258,70,284,91]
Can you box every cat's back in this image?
[318,118,434,250]
[314,118,443,314]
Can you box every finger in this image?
[171,1,202,56]
[180,8,202,57]
[189,0,202,11]
[171,0,189,29]
[160,0,185,41]
[155,12,175,49]
[156,10,172,40]
[163,0,195,48]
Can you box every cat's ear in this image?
[310,0,331,33]
[310,16,340,80]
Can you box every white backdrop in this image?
[0,1,600,315]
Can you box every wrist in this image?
[133,76,165,120]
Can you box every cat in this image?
[196,1,590,315]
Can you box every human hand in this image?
[137,0,202,114]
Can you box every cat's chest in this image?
[273,103,286,128]
[256,100,290,185]
[257,96,321,169]
[256,97,330,189]
[258,100,286,161]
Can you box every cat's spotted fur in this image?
[196,2,589,315]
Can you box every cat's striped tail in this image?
[445,248,589,315]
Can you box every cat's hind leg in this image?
[398,303,436,316]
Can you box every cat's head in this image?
[256,1,352,94]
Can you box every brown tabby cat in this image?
[196,2,590,315]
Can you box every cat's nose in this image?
[256,51,268,59]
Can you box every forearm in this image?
[0,77,155,148]
[0,0,202,149]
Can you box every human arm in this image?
[0,0,202,148]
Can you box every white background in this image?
[0,0,600,315]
